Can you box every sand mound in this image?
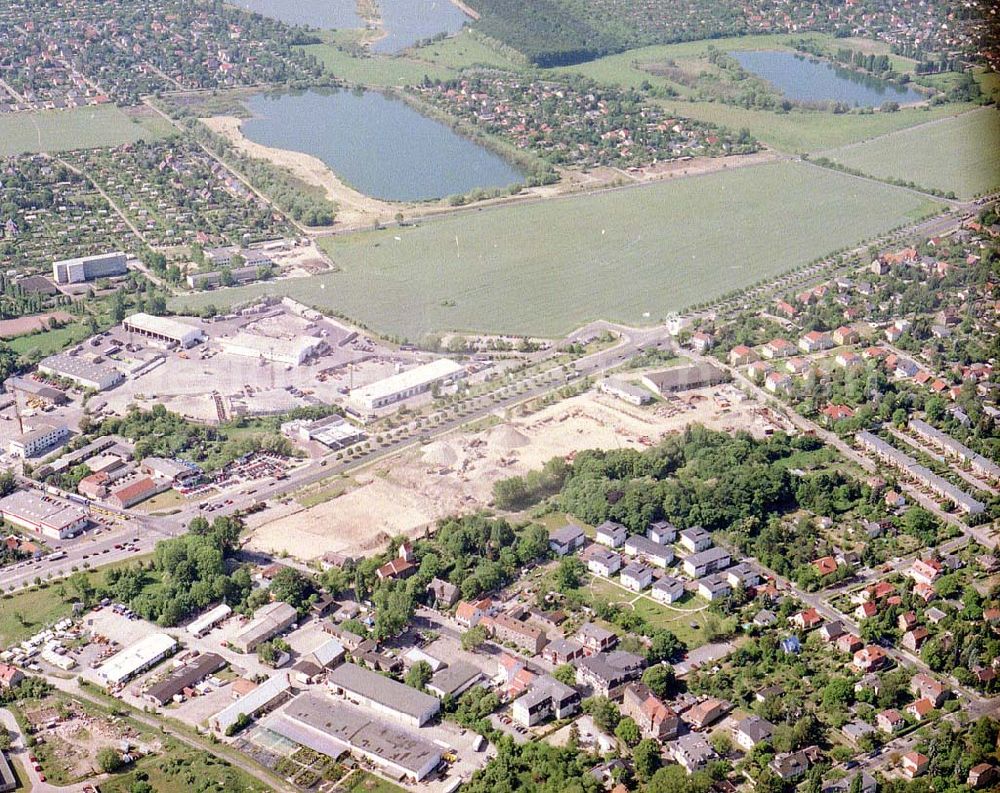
[487,424,530,451]
[422,441,459,467]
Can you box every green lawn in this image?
[342,770,407,793]
[657,99,976,154]
[0,105,172,156]
[300,43,455,87]
[821,107,1000,198]
[7,322,92,359]
[408,29,528,71]
[0,555,155,645]
[172,160,940,339]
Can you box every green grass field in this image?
[821,107,1000,198]
[0,105,173,156]
[408,29,528,71]
[655,99,975,154]
[172,160,939,339]
[7,322,92,359]
[301,42,456,87]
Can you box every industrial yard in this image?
[245,381,776,559]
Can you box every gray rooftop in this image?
[282,694,440,776]
[327,663,439,720]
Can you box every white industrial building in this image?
[231,602,298,653]
[0,490,88,539]
[52,251,127,284]
[122,313,204,349]
[349,359,465,413]
[97,632,177,686]
[186,603,233,637]
[281,414,366,450]
[220,333,325,366]
[38,353,124,391]
[211,673,292,734]
[8,423,69,458]
[327,663,440,727]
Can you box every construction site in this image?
[245,382,782,560]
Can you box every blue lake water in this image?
[371,0,470,53]
[232,0,362,29]
[730,50,925,106]
[241,89,525,201]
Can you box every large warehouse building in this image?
[52,251,128,284]
[38,353,124,391]
[0,490,88,539]
[327,663,440,727]
[276,694,442,782]
[220,333,325,366]
[122,313,204,349]
[232,601,298,653]
[97,632,177,687]
[349,359,465,414]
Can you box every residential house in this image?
[901,752,929,779]
[832,325,859,345]
[487,613,547,655]
[648,520,677,544]
[697,573,731,602]
[876,708,904,733]
[0,664,24,689]
[596,520,627,548]
[799,331,834,353]
[906,699,934,721]
[621,562,653,592]
[543,638,585,666]
[968,764,998,789]
[910,673,948,707]
[735,716,774,751]
[791,608,823,631]
[909,558,943,586]
[574,651,645,696]
[901,626,930,652]
[762,338,795,359]
[582,545,622,577]
[549,524,586,556]
[729,345,757,366]
[683,546,730,578]
[770,751,810,781]
[428,578,459,609]
[684,697,731,730]
[852,646,889,673]
[624,534,674,567]
[679,526,712,553]
[652,576,686,604]
[671,733,716,774]
[765,371,793,394]
[819,621,845,643]
[576,623,618,655]
[725,562,759,589]
[512,675,580,727]
[621,682,680,740]
[455,598,493,629]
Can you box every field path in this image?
[797,155,964,207]
[814,106,980,156]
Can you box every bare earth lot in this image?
[246,383,774,559]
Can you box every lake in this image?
[232,0,362,29]
[730,50,925,106]
[241,89,526,201]
[371,0,470,53]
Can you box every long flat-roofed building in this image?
[0,490,87,539]
[349,359,465,413]
[186,603,232,637]
[38,353,123,391]
[281,414,366,450]
[53,251,127,284]
[909,419,1000,482]
[231,602,297,653]
[327,663,440,727]
[641,363,729,395]
[98,633,177,687]
[277,694,442,781]
[211,673,292,734]
[220,333,324,366]
[145,652,225,706]
[122,313,204,349]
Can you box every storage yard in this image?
[246,382,773,559]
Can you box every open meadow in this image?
[0,105,173,156]
[174,160,940,338]
[821,107,1000,199]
